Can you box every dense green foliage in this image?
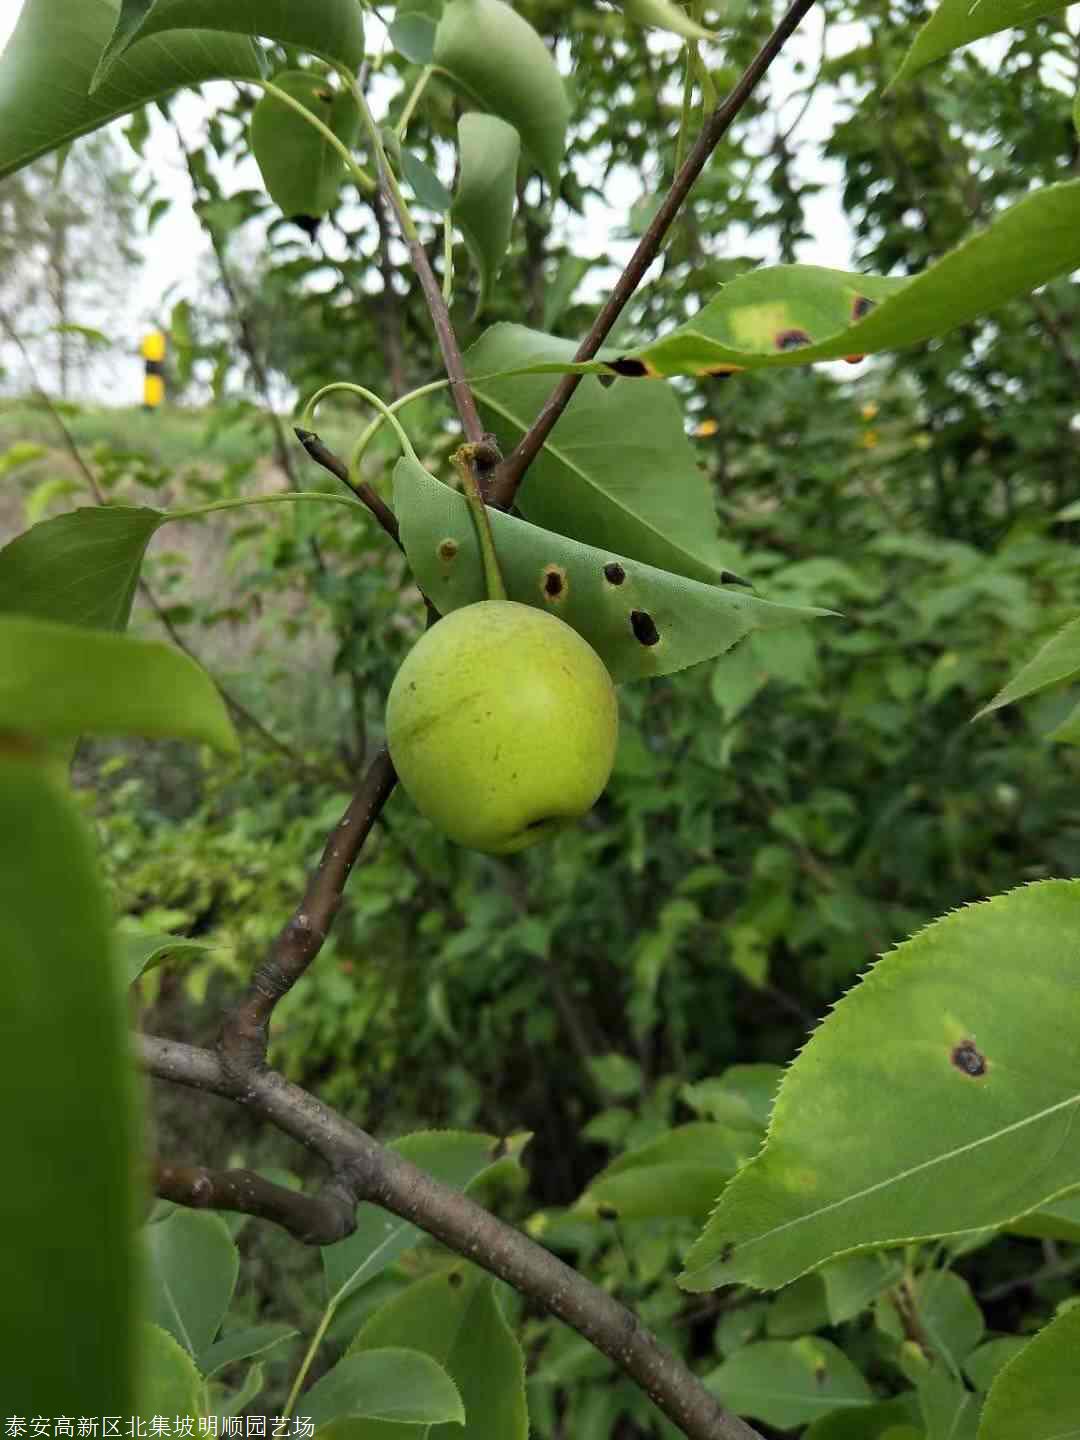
[1,0,1078,1429]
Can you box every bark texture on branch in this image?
[218,747,398,1077]
[154,1159,356,1245]
[139,1036,762,1440]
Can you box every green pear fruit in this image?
[386,600,618,853]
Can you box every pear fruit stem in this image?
[452,444,507,602]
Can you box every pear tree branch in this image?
[490,0,819,508]
[139,1035,762,1440]
[217,746,398,1077]
[340,71,487,448]
[153,1158,356,1246]
[293,426,403,548]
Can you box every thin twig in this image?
[138,1034,763,1440]
[292,426,442,629]
[153,1158,355,1245]
[978,1252,1080,1304]
[490,0,819,508]
[218,746,398,1076]
[294,427,402,547]
[342,72,487,448]
[371,188,409,400]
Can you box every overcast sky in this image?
[0,0,861,405]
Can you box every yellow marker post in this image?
[141,330,167,409]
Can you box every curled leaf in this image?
[0,0,260,181]
[394,455,830,683]
[434,0,569,190]
[92,0,365,92]
[621,0,715,41]
[250,71,360,219]
[454,113,520,312]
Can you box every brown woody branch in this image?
[371,188,409,401]
[294,427,403,548]
[153,1158,356,1246]
[490,0,819,508]
[218,746,398,1076]
[366,128,485,448]
[139,1035,762,1440]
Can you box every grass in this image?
[0,396,373,475]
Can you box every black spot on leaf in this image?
[951,1039,987,1077]
[705,366,737,380]
[603,562,626,585]
[597,1203,619,1221]
[448,1270,464,1287]
[437,538,459,562]
[775,328,811,351]
[611,358,649,377]
[852,294,875,320]
[541,564,567,602]
[630,610,660,646]
[720,1242,735,1263]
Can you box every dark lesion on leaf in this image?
[541,564,568,602]
[437,538,459,563]
[720,1241,735,1263]
[845,296,875,363]
[597,1203,619,1221]
[448,1269,464,1287]
[603,562,626,586]
[630,610,660,646]
[610,357,650,377]
[951,1039,988,1077]
[704,366,739,380]
[775,328,812,351]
